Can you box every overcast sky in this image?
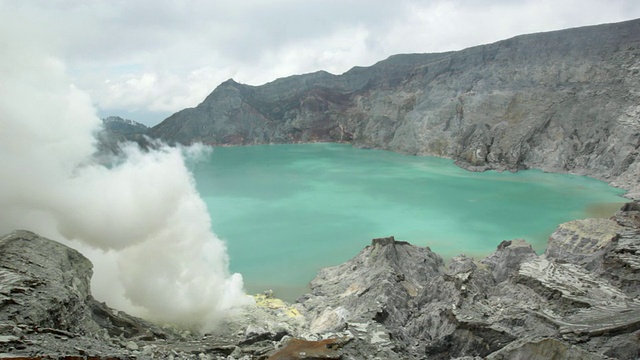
[4,1,640,126]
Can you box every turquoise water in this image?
[191,143,627,300]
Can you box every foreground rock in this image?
[0,230,153,358]
[298,202,640,359]
[0,231,302,359]
[150,19,640,198]
[1,202,639,359]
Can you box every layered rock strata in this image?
[149,19,640,198]
[1,202,639,359]
[0,231,310,359]
[298,203,640,359]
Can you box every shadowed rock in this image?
[1,202,639,359]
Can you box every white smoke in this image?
[0,10,250,331]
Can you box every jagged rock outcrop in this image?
[298,202,640,359]
[2,202,639,359]
[0,231,333,359]
[150,19,640,198]
[0,230,174,358]
[0,231,283,359]
[0,230,225,358]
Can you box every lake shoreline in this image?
[192,143,628,300]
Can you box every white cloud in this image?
[249,25,373,80]
[90,25,373,114]
[4,0,640,126]
[96,67,235,112]
[370,0,640,56]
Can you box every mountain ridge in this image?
[150,18,640,197]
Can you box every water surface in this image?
[191,143,627,300]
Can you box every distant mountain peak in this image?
[102,116,148,129]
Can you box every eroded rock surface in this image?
[0,230,167,358]
[149,19,640,198]
[1,202,639,359]
[298,202,640,359]
[0,231,292,359]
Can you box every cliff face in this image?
[0,231,183,358]
[150,19,640,198]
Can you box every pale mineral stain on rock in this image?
[252,292,303,318]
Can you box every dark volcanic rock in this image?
[304,236,444,332]
[0,230,96,334]
[301,236,444,358]
[0,231,137,358]
[481,239,537,282]
[485,338,604,360]
[150,19,640,198]
[0,231,241,359]
[2,202,640,359]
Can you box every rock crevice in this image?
[1,203,640,358]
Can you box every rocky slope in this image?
[102,116,149,136]
[0,230,306,359]
[1,202,639,359]
[299,202,640,359]
[96,116,151,157]
[149,19,640,198]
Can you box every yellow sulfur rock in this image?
[252,293,302,318]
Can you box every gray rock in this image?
[301,236,444,344]
[150,19,640,198]
[482,239,537,282]
[545,218,622,269]
[0,335,19,343]
[125,340,138,351]
[0,230,229,358]
[486,338,605,360]
[0,230,98,334]
[1,202,639,359]
[297,202,640,359]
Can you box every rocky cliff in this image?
[2,202,639,359]
[150,19,640,198]
[299,202,640,359]
[0,230,184,358]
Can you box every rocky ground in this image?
[1,202,639,359]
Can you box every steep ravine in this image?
[149,19,640,199]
